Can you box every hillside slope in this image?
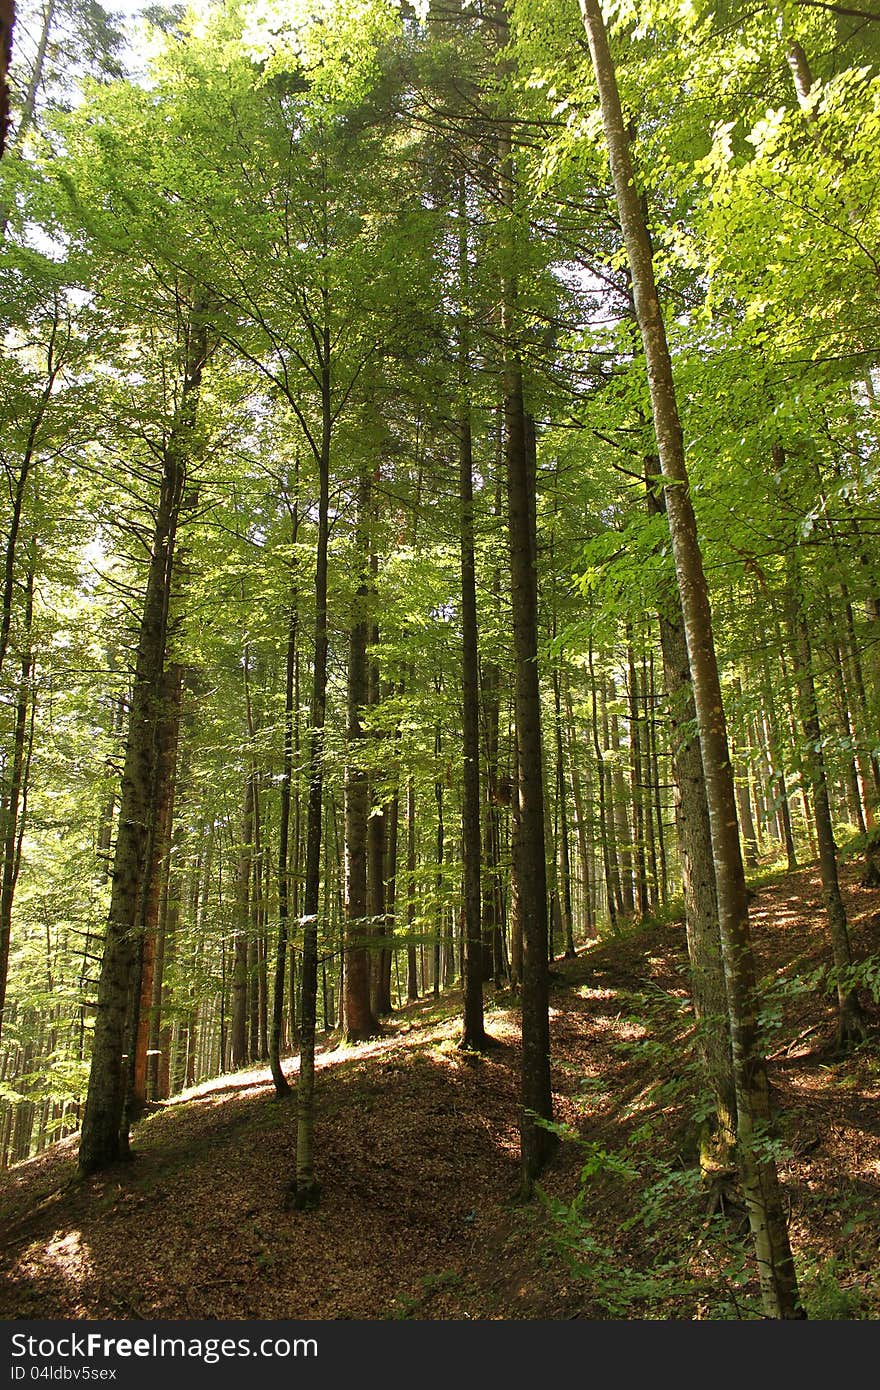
[2,865,879,1320]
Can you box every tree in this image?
[78,301,207,1174]
[576,0,803,1318]
[0,0,12,156]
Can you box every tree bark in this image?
[78,311,206,1176]
[0,0,13,158]
[128,663,181,1119]
[270,499,298,1097]
[293,338,331,1210]
[783,544,867,1046]
[646,462,737,1176]
[504,338,554,1190]
[578,0,801,1315]
[457,173,488,1050]
[405,776,419,1002]
[231,772,254,1069]
[343,465,377,1044]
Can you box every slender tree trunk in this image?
[553,669,576,956]
[0,561,35,1047]
[588,642,616,931]
[564,678,594,937]
[270,500,298,1096]
[0,0,13,157]
[647,651,667,905]
[730,678,759,869]
[627,640,650,918]
[231,773,254,1069]
[406,777,418,1002]
[381,773,399,1015]
[647,464,737,1179]
[783,545,867,1046]
[579,0,801,1314]
[343,465,377,1044]
[457,174,488,1050]
[433,715,444,999]
[608,683,634,915]
[294,334,331,1210]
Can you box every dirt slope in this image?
[2,864,878,1320]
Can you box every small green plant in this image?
[538,1189,684,1316]
[388,1269,462,1319]
[820,954,880,1005]
[799,1257,866,1320]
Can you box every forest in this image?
[0,0,879,1325]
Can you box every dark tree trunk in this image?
[366,612,391,1019]
[78,313,206,1176]
[270,500,298,1096]
[0,561,34,1048]
[128,664,181,1121]
[0,0,13,157]
[380,773,399,1015]
[231,773,254,1069]
[433,715,444,999]
[294,340,331,1210]
[504,356,554,1189]
[406,776,418,1002]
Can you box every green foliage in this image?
[798,1256,867,1320]
[538,1184,688,1317]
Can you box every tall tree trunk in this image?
[381,773,399,1016]
[78,311,206,1176]
[128,664,181,1120]
[609,683,634,915]
[564,678,594,937]
[783,543,867,1047]
[646,651,667,905]
[293,333,331,1210]
[457,173,488,1050]
[433,716,444,998]
[647,462,737,1180]
[588,641,617,932]
[270,497,298,1097]
[579,0,801,1315]
[731,678,759,869]
[503,309,554,1190]
[0,0,13,157]
[627,640,650,918]
[0,559,34,1047]
[343,465,377,1044]
[553,668,576,957]
[366,611,390,1019]
[406,777,418,1002]
[231,772,254,1069]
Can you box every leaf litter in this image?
[1,863,879,1320]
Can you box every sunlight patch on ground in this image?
[23,1228,92,1291]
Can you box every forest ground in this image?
[1,863,879,1321]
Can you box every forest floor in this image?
[1,862,880,1321]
